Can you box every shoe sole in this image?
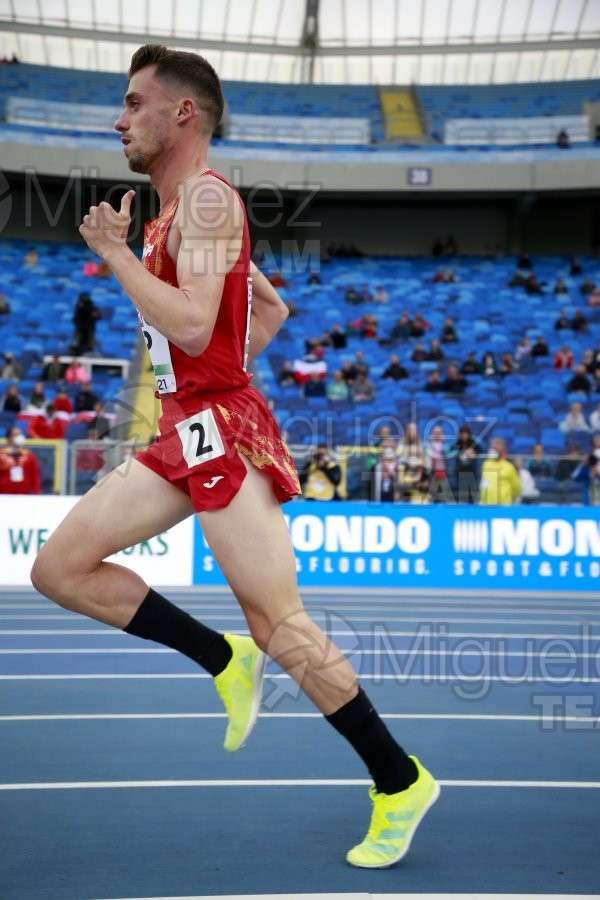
[346,780,441,869]
[229,648,267,752]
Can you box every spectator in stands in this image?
[72,291,100,355]
[424,369,443,393]
[340,360,357,384]
[381,355,408,381]
[514,337,532,368]
[479,438,521,506]
[409,342,426,364]
[443,235,458,257]
[351,371,376,403]
[480,351,497,377]
[559,401,591,433]
[75,382,99,414]
[440,316,458,343]
[514,457,540,502]
[571,308,588,333]
[53,387,74,414]
[359,284,373,303]
[307,271,321,285]
[531,335,549,358]
[89,402,112,440]
[83,259,99,277]
[590,402,600,432]
[330,324,347,349]
[555,444,582,482]
[499,352,516,376]
[570,258,582,276]
[566,364,592,396]
[426,338,444,362]
[344,285,362,305]
[460,351,480,375]
[2,384,22,413]
[580,277,596,296]
[358,313,378,339]
[507,268,527,288]
[525,273,545,295]
[373,286,389,304]
[27,382,47,410]
[24,248,38,267]
[555,310,571,331]
[319,330,333,349]
[582,349,598,375]
[389,311,412,341]
[410,312,430,338]
[556,128,571,149]
[0,426,41,495]
[64,359,89,385]
[299,444,341,501]
[277,360,296,387]
[368,437,401,503]
[267,271,286,288]
[1,353,23,381]
[517,252,532,270]
[432,268,445,284]
[441,364,468,394]
[42,354,64,382]
[426,425,451,503]
[453,425,481,503]
[286,298,297,317]
[0,293,10,317]
[526,443,554,479]
[398,423,429,503]
[553,344,573,371]
[304,372,326,399]
[327,370,349,402]
[553,277,568,295]
[28,403,68,440]
[572,443,600,505]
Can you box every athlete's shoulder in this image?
[176,171,245,238]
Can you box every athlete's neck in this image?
[152,153,210,211]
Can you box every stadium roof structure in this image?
[0,0,599,85]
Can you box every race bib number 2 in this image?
[176,409,226,469]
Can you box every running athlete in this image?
[31,44,439,868]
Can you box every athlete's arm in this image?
[79,184,241,357]
[247,261,289,363]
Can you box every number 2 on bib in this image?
[176,409,226,469]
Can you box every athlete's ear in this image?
[176,98,195,122]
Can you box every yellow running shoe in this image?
[214,633,267,752]
[346,757,440,868]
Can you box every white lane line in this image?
[0,778,598,791]
[0,712,592,723]
[89,893,600,900]
[0,614,598,626]
[1,673,600,682]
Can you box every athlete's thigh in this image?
[198,455,300,614]
[41,459,194,567]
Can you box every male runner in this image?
[31,44,439,868]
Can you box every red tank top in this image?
[140,170,252,402]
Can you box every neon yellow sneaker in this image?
[346,757,440,868]
[214,633,267,752]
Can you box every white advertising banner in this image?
[0,495,194,587]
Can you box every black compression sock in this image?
[124,588,232,677]
[325,687,418,795]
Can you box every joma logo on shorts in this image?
[204,475,224,489]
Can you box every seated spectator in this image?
[566,365,592,396]
[571,309,588,333]
[340,360,357,384]
[0,293,10,316]
[358,313,378,339]
[24,248,38,267]
[526,443,554,478]
[553,277,568,295]
[351,371,376,402]
[480,351,497,376]
[27,382,47,410]
[353,350,369,373]
[28,403,68,439]
[426,338,444,362]
[410,312,430,338]
[460,351,480,375]
[53,387,74,414]
[514,337,531,367]
[582,349,598,375]
[555,444,582,481]
[517,252,532,269]
[330,323,347,349]
[499,352,516,375]
[432,268,445,284]
[82,259,99,277]
[299,445,341,501]
[553,344,573,371]
[344,285,362,305]
[515,457,540,502]
[319,330,333,348]
[559,402,591,433]
[525,273,544,295]
[507,268,527,287]
[590,402,600,432]
[306,270,321,285]
[389,312,412,341]
[304,372,326,398]
[570,258,582,276]
[580,278,596,296]
[554,310,571,330]
[531,335,549,358]
[381,355,408,381]
[72,290,100,355]
[327,370,349,401]
[359,284,373,303]
[587,289,600,308]
[75,382,99,413]
[277,360,297,387]
[424,369,443,393]
[64,358,89,385]
[440,316,458,343]
[2,383,22,413]
[441,364,468,393]
[373,285,389,303]
[1,353,23,381]
[411,341,428,363]
[572,441,600,505]
[442,268,457,283]
[42,354,64,382]
[556,128,571,149]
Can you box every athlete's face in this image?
[115,67,175,174]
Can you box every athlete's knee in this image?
[247,606,312,658]
[30,544,86,608]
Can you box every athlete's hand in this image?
[79,190,135,261]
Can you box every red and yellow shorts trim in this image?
[135,385,300,512]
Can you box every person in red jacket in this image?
[27,404,68,439]
[0,426,41,494]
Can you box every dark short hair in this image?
[128,43,224,136]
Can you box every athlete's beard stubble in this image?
[126,113,171,174]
